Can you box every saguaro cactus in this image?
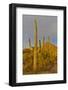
[29,38,31,48]
[47,36,51,59]
[42,36,45,48]
[33,17,38,72]
[47,36,50,43]
[39,40,41,48]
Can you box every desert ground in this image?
[23,42,57,75]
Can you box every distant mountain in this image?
[44,42,57,48]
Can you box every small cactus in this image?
[39,40,41,48]
[42,36,45,48]
[29,38,31,48]
[47,36,50,43]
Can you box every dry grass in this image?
[23,42,57,75]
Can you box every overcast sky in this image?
[23,15,57,48]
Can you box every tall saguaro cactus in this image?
[33,17,38,72]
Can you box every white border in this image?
[16,8,64,83]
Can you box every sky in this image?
[23,15,57,48]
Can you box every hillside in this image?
[23,42,57,75]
